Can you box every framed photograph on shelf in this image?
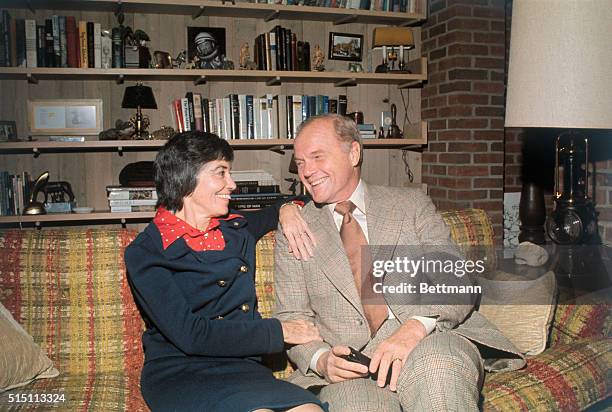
[328,32,363,62]
[0,120,18,141]
[187,27,227,69]
[28,99,103,135]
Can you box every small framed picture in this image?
[28,99,103,135]
[187,27,227,70]
[0,120,18,141]
[328,32,363,62]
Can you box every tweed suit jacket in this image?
[273,182,525,389]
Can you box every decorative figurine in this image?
[150,126,176,140]
[153,51,173,68]
[99,119,136,140]
[239,43,257,70]
[312,44,325,71]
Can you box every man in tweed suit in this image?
[273,114,525,411]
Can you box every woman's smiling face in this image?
[182,160,236,218]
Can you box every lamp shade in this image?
[122,83,158,109]
[505,0,612,129]
[372,27,414,48]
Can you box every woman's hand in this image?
[279,203,316,261]
[281,319,322,345]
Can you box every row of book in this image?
[254,0,417,13]
[0,171,31,216]
[0,11,127,68]
[172,93,348,140]
[253,25,311,72]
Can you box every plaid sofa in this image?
[0,209,609,411]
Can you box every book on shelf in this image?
[49,135,86,142]
[66,16,78,67]
[59,16,67,67]
[24,19,37,68]
[233,184,280,195]
[108,198,157,207]
[78,20,88,68]
[110,205,155,213]
[106,185,157,199]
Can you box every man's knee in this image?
[318,379,401,412]
[398,332,483,390]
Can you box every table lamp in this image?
[122,82,158,139]
[372,27,414,73]
[505,0,612,246]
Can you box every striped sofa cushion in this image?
[0,229,148,412]
[482,337,612,411]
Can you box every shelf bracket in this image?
[116,74,125,84]
[398,80,421,89]
[333,14,357,25]
[264,10,280,22]
[266,76,281,86]
[32,147,40,158]
[121,218,127,228]
[117,146,124,156]
[26,73,38,84]
[194,75,207,85]
[334,78,357,87]
[192,5,206,19]
[269,145,286,155]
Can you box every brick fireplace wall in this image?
[421,0,506,240]
[422,0,611,245]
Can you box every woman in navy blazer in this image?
[125,131,324,412]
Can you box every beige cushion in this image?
[0,302,59,392]
[478,271,557,356]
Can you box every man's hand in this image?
[369,319,427,391]
[316,346,369,383]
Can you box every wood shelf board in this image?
[0,138,425,153]
[0,212,154,224]
[4,0,425,24]
[0,67,426,86]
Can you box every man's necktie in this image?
[335,200,387,335]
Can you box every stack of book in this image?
[106,185,157,213]
[172,92,347,140]
[358,123,377,139]
[230,170,290,210]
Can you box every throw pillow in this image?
[0,302,59,392]
[478,270,557,356]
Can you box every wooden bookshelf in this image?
[0,58,427,88]
[0,0,427,227]
[0,211,155,226]
[0,135,426,154]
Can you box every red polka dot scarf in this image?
[154,207,243,251]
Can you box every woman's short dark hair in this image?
[155,131,234,212]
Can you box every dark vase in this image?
[518,181,546,244]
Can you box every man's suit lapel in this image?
[307,205,364,316]
[364,182,402,263]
